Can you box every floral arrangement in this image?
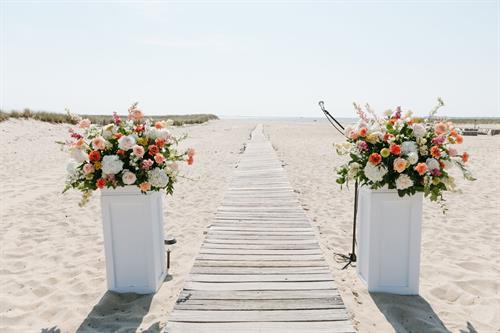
[335,99,474,209]
[62,103,195,206]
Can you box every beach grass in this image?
[0,109,219,126]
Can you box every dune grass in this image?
[0,109,219,126]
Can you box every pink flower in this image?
[154,153,166,164]
[132,145,145,158]
[357,141,368,152]
[112,112,121,125]
[83,163,95,174]
[92,136,106,150]
[141,159,154,170]
[430,168,442,177]
[78,119,91,128]
[432,135,446,146]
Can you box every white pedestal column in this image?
[100,187,167,294]
[357,187,423,295]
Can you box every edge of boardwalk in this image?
[165,125,355,333]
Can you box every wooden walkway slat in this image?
[165,125,354,333]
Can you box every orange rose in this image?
[462,152,469,163]
[456,135,463,144]
[139,182,151,191]
[148,144,159,156]
[89,150,101,162]
[368,153,382,165]
[155,138,166,147]
[389,143,401,155]
[430,145,441,158]
[414,163,428,175]
[96,178,106,189]
[359,127,368,137]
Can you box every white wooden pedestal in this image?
[357,187,423,295]
[100,187,167,294]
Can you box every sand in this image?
[1,119,499,333]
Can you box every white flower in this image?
[363,163,387,183]
[348,162,360,179]
[66,161,80,180]
[412,123,426,138]
[156,128,171,140]
[70,148,88,163]
[401,141,418,155]
[118,135,136,151]
[121,170,137,185]
[165,161,179,176]
[148,167,169,188]
[426,158,440,171]
[102,155,124,175]
[407,152,419,165]
[396,174,414,190]
[344,125,353,138]
[165,119,174,127]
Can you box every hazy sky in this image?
[1,1,498,117]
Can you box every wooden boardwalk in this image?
[165,125,355,333]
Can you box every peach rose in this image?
[92,136,106,150]
[434,122,448,135]
[430,145,441,158]
[393,158,408,173]
[456,135,463,144]
[78,118,91,128]
[129,108,144,121]
[154,153,166,164]
[139,182,151,191]
[414,162,428,176]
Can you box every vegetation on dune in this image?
[0,109,219,126]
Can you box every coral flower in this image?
[450,130,458,137]
[384,133,395,142]
[187,148,195,158]
[359,127,368,137]
[414,163,428,175]
[155,138,166,147]
[154,153,166,164]
[96,178,106,189]
[389,143,401,155]
[434,122,448,135]
[462,152,469,163]
[113,133,123,140]
[139,182,151,191]
[430,145,441,158]
[78,118,91,129]
[117,149,125,155]
[89,150,101,162]
[148,145,159,156]
[187,156,194,165]
[155,121,164,129]
[456,135,463,144]
[129,107,144,121]
[368,153,382,165]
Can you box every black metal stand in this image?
[319,101,358,270]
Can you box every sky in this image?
[1,0,499,118]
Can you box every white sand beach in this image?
[1,119,499,333]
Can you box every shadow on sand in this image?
[370,293,479,333]
[73,275,172,333]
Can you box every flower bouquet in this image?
[60,103,196,294]
[62,103,195,206]
[335,98,474,208]
[335,98,475,295]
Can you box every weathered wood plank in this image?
[166,321,355,333]
[199,248,322,255]
[177,289,341,300]
[187,273,334,282]
[174,298,345,311]
[196,254,324,261]
[169,309,349,322]
[184,281,336,291]
[190,266,331,275]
